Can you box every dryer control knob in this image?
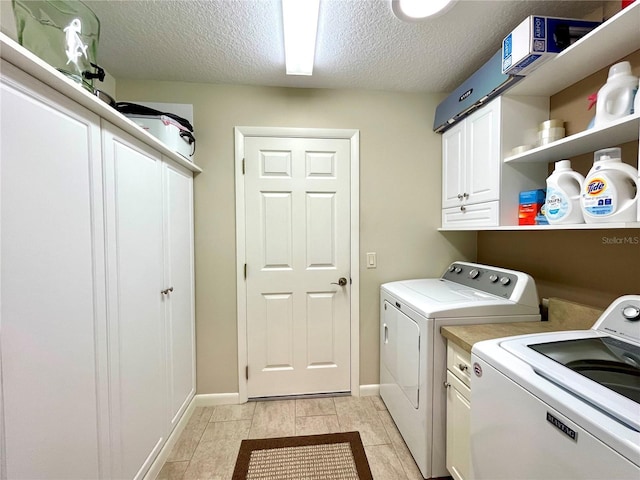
[500,276,511,286]
[454,267,462,274]
[449,265,456,272]
[489,274,499,283]
[622,305,640,321]
[469,269,480,279]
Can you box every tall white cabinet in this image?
[163,162,196,430]
[103,124,169,479]
[0,34,199,480]
[1,59,109,480]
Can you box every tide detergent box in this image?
[502,16,600,76]
[519,189,546,225]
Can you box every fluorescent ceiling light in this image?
[392,0,455,21]
[282,0,320,75]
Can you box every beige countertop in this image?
[441,298,604,353]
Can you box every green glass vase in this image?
[12,0,101,91]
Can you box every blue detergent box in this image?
[519,189,546,225]
[502,16,600,76]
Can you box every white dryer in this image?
[380,261,540,479]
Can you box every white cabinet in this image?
[445,341,472,480]
[441,96,549,229]
[163,162,196,430]
[0,39,198,479]
[103,123,168,479]
[102,122,196,479]
[0,60,110,479]
[442,101,500,210]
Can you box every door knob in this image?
[331,277,348,286]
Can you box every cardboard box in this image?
[519,189,546,225]
[502,16,600,76]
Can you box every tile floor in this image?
[157,395,426,480]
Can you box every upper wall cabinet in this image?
[441,96,549,229]
[441,3,640,231]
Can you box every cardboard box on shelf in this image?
[502,16,601,76]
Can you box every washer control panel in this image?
[595,295,640,343]
[443,262,519,299]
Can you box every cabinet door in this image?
[442,121,466,209]
[446,370,471,480]
[465,99,501,205]
[0,61,108,479]
[162,160,196,430]
[103,122,167,480]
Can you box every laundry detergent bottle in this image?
[545,160,585,224]
[581,147,639,223]
[594,62,638,127]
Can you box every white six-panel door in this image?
[243,136,352,397]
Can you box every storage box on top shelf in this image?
[126,114,195,160]
[502,16,601,76]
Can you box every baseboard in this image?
[144,392,240,479]
[193,392,241,407]
[359,384,380,396]
[143,394,197,480]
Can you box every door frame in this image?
[234,126,360,403]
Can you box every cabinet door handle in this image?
[457,194,464,200]
[460,205,466,212]
[463,192,469,198]
[458,363,468,372]
[161,287,174,295]
[443,381,451,388]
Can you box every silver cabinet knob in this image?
[331,277,348,286]
[161,287,174,295]
[458,363,468,372]
[443,381,451,388]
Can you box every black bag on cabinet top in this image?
[115,102,194,132]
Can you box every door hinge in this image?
[245,365,249,380]
[244,263,247,279]
[242,158,245,174]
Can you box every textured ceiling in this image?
[84,0,602,93]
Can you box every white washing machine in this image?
[470,295,640,479]
[379,261,541,479]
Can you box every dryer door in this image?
[382,301,420,408]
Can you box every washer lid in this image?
[529,336,640,405]
[501,330,640,432]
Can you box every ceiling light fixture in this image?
[282,0,320,76]
[391,0,456,21]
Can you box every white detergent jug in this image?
[581,147,639,223]
[545,160,585,224]
[594,62,638,127]
[634,78,640,114]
